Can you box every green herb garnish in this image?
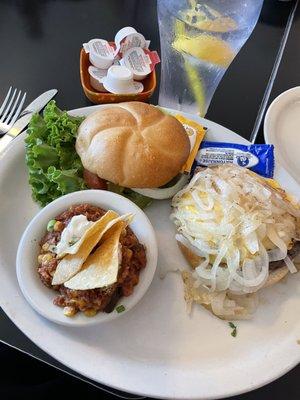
[68,236,78,246]
[229,322,237,337]
[47,219,56,232]
[115,305,125,313]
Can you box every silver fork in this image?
[0,87,27,135]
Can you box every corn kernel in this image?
[63,306,76,317]
[54,221,64,232]
[84,309,97,317]
[37,253,53,264]
[42,243,49,251]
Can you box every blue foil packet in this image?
[193,141,275,178]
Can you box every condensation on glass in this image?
[157,0,263,116]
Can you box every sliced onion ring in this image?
[131,174,189,199]
[267,248,286,262]
[175,234,206,257]
[284,256,298,273]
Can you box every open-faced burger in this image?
[171,164,300,320]
[37,203,146,317]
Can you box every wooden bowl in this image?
[80,48,157,104]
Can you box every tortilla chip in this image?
[64,221,126,290]
[52,212,133,285]
[56,210,118,258]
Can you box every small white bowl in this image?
[16,190,158,327]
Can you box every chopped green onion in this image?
[68,236,78,246]
[228,322,237,337]
[47,219,56,232]
[115,305,125,313]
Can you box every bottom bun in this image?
[264,266,289,287]
[178,241,202,269]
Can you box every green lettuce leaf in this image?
[25,100,86,206]
[107,183,152,209]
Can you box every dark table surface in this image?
[0,0,299,399]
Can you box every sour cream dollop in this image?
[55,215,94,256]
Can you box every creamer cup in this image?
[115,27,137,45]
[83,39,115,69]
[120,47,160,81]
[101,65,144,94]
[88,66,108,92]
[114,26,150,56]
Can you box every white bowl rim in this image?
[264,86,300,144]
[16,189,158,327]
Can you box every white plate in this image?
[0,105,299,400]
[264,86,300,188]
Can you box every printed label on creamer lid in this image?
[120,47,160,80]
[120,33,147,54]
[83,39,114,59]
[83,39,115,69]
[114,26,149,56]
[88,66,107,80]
[88,66,108,92]
[91,40,114,58]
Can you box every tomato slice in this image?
[83,169,107,190]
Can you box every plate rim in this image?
[0,104,299,399]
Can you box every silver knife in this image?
[0,89,57,153]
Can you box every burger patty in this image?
[269,241,300,270]
[37,204,146,316]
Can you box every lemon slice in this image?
[183,60,206,116]
[172,34,235,68]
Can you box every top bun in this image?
[76,102,190,188]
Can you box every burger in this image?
[76,102,191,207]
[171,164,300,320]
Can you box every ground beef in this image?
[37,204,146,316]
[269,241,300,270]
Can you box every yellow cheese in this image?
[175,114,206,173]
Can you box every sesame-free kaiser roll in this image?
[76,102,190,188]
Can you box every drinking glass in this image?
[157,0,264,116]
